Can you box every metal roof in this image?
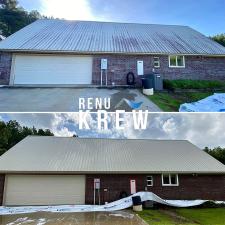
[0,136,224,174]
[0,19,225,55]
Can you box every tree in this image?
[204,147,225,165]
[0,120,54,156]
[211,34,225,47]
[0,0,18,10]
[0,0,43,37]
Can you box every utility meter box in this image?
[94,178,100,189]
[101,59,108,70]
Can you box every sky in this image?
[18,0,225,35]
[0,113,225,149]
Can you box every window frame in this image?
[169,55,185,68]
[153,57,160,68]
[146,175,153,187]
[161,174,179,186]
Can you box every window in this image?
[146,176,153,186]
[162,174,179,186]
[169,55,185,68]
[153,57,160,68]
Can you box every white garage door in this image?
[11,54,92,85]
[4,175,86,206]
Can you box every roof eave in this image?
[1,171,225,175]
[1,49,225,57]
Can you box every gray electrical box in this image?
[101,59,108,70]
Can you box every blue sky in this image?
[18,0,225,35]
[1,113,225,148]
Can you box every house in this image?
[0,19,225,86]
[0,136,224,206]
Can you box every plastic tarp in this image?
[0,192,224,215]
[179,93,225,112]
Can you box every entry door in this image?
[137,61,144,75]
[130,179,136,194]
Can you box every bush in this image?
[163,79,225,90]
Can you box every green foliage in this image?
[0,0,43,36]
[204,147,225,165]
[0,120,54,156]
[149,92,213,112]
[163,79,225,91]
[0,0,18,10]
[211,33,225,47]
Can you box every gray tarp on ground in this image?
[0,192,224,215]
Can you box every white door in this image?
[130,179,136,194]
[137,61,144,75]
[11,54,92,85]
[4,175,86,206]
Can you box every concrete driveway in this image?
[0,87,161,112]
[0,211,147,225]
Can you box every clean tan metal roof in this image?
[0,136,225,174]
[0,19,225,55]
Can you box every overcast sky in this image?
[0,113,224,149]
[17,0,225,36]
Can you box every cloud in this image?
[1,113,225,149]
[40,0,98,20]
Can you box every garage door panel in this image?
[12,55,92,85]
[4,175,85,206]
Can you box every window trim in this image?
[146,176,153,186]
[153,57,160,68]
[161,174,179,186]
[169,55,185,68]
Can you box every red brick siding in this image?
[0,52,12,85]
[85,174,225,204]
[1,53,225,85]
[92,55,225,86]
[0,175,5,205]
[158,56,225,80]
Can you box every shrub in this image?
[163,79,225,90]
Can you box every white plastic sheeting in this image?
[179,93,225,112]
[0,192,224,215]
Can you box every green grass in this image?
[177,208,225,225]
[149,92,213,112]
[138,208,225,225]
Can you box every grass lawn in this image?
[149,92,214,112]
[138,208,225,225]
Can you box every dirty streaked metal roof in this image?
[0,136,225,174]
[0,19,225,55]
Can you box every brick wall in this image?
[0,175,5,205]
[85,174,225,204]
[92,55,225,86]
[1,53,225,85]
[0,52,12,85]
